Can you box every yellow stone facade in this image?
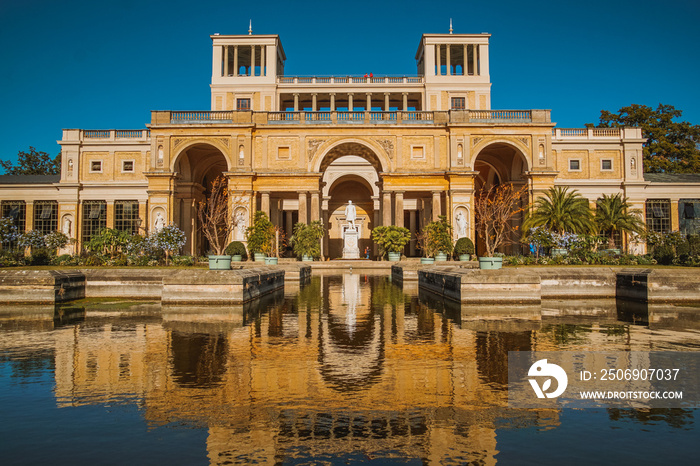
[1,31,697,257]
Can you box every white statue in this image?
[455,211,467,238]
[235,212,247,240]
[62,217,72,236]
[345,200,357,229]
[154,211,165,231]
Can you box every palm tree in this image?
[523,186,595,234]
[595,194,645,250]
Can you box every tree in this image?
[197,176,235,256]
[594,193,646,250]
[523,186,596,235]
[0,147,61,175]
[474,184,528,257]
[591,104,700,173]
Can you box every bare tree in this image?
[197,176,235,256]
[474,183,528,257]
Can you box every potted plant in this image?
[371,225,411,261]
[453,237,475,261]
[419,216,453,262]
[224,241,247,262]
[474,183,528,269]
[246,211,275,262]
[290,221,324,261]
[197,176,235,269]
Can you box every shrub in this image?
[18,229,46,250]
[453,237,475,257]
[291,221,324,259]
[170,255,195,266]
[246,212,275,255]
[371,226,411,257]
[418,216,453,257]
[224,241,248,260]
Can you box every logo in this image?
[528,359,568,399]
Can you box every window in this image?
[568,159,581,171]
[601,159,613,171]
[82,200,106,243]
[237,98,251,110]
[90,160,103,173]
[34,201,58,235]
[679,199,700,236]
[411,146,425,159]
[645,199,671,233]
[1,201,26,248]
[122,160,134,172]
[451,97,466,110]
[115,200,140,235]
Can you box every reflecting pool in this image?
[1,273,698,465]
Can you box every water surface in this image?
[1,273,698,464]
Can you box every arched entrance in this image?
[318,141,386,259]
[172,142,230,256]
[472,142,529,256]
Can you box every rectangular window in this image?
[1,200,26,248]
[82,200,106,243]
[237,98,251,110]
[90,160,102,173]
[34,201,58,235]
[451,97,466,110]
[115,200,140,235]
[569,159,581,171]
[645,199,671,234]
[122,160,134,172]
[411,146,425,159]
[601,159,613,171]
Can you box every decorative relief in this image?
[216,137,230,148]
[307,139,325,161]
[472,137,483,147]
[517,137,530,147]
[372,138,395,159]
[172,138,187,151]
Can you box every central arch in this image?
[172,142,230,256]
[318,140,385,259]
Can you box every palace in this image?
[1,30,699,257]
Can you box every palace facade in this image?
[1,31,698,257]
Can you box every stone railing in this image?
[267,110,435,125]
[82,129,150,140]
[553,127,622,139]
[278,76,424,85]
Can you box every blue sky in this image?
[1,0,698,163]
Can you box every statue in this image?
[235,211,247,240]
[344,200,357,229]
[455,211,467,238]
[62,217,72,236]
[154,211,165,231]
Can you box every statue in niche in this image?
[235,211,247,240]
[62,217,72,236]
[344,200,357,229]
[157,146,164,168]
[67,159,73,174]
[154,211,165,231]
[455,210,468,238]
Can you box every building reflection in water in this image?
[1,274,698,463]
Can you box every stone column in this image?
[312,93,317,112]
[250,45,256,76]
[394,191,404,227]
[310,191,320,222]
[384,93,390,111]
[298,191,308,224]
[260,192,270,217]
[432,191,441,221]
[223,46,229,76]
[260,45,265,76]
[366,93,372,111]
[294,94,299,111]
[322,208,329,259]
[463,44,468,76]
[402,93,408,111]
[233,45,238,76]
[472,44,478,76]
[436,44,441,76]
[446,44,451,75]
[330,93,335,111]
[409,210,417,256]
[382,191,392,226]
[348,93,353,111]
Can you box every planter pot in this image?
[264,256,278,265]
[478,256,503,270]
[231,254,242,262]
[420,257,435,265]
[208,255,232,270]
[435,252,448,262]
[459,254,471,262]
[387,252,401,262]
[552,248,567,256]
[302,254,314,262]
[254,252,266,262]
